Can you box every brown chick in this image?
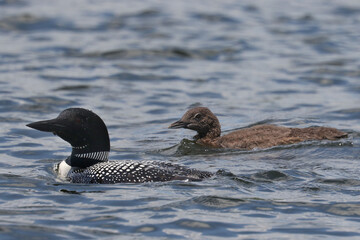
[169,107,347,150]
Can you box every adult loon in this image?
[27,108,212,183]
[169,107,348,150]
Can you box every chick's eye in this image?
[194,113,202,120]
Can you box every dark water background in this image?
[1,0,360,239]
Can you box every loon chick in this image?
[169,107,348,150]
[27,108,212,183]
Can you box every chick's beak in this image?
[168,120,188,129]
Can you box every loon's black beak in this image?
[168,120,188,129]
[27,118,66,133]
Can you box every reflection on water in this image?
[0,0,360,239]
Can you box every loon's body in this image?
[169,107,348,150]
[27,108,212,184]
[55,160,211,184]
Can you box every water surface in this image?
[0,0,360,239]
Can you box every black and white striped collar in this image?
[74,151,109,162]
[72,144,88,150]
[67,150,110,168]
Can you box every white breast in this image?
[58,160,72,179]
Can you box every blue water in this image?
[1,0,360,239]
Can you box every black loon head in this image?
[27,108,110,168]
[169,107,221,139]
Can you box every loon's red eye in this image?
[75,117,82,124]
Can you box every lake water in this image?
[1,0,360,239]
